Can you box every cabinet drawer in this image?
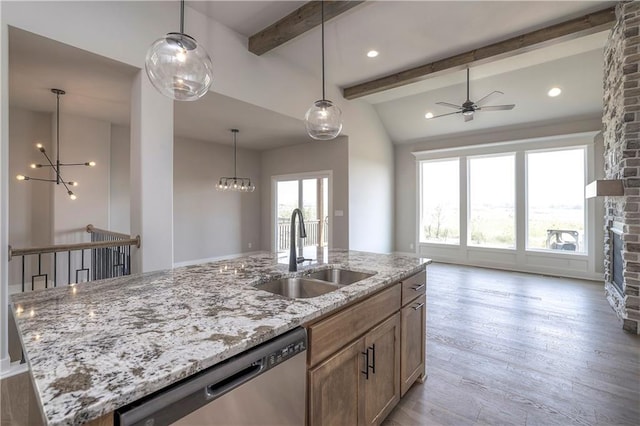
[308,284,401,367]
[401,270,426,306]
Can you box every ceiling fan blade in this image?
[475,90,503,106]
[435,101,462,110]
[477,104,515,111]
[429,111,462,119]
[464,113,474,122]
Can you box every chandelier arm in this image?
[22,177,57,183]
[59,163,91,166]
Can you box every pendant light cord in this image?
[56,91,61,184]
[233,129,238,178]
[180,0,185,34]
[321,0,326,101]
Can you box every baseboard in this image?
[0,358,28,379]
[393,251,604,282]
[173,251,263,268]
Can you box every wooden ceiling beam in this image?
[342,6,616,100]
[248,0,365,56]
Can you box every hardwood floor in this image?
[383,263,640,426]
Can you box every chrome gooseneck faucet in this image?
[289,208,307,272]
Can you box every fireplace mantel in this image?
[585,179,624,198]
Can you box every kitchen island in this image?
[10,250,430,425]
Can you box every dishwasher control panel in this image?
[266,338,306,368]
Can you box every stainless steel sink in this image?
[306,268,375,285]
[256,277,341,299]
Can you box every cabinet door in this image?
[309,338,366,426]
[362,312,401,426]
[400,294,426,397]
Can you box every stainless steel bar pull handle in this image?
[413,302,425,311]
[412,283,425,291]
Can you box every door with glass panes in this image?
[274,174,330,259]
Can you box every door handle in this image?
[413,302,425,311]
[361,350,369,380]
[368,344,376,375]
[412,283,425,291]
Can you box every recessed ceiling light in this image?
[367,50,379,58]
[548,87,562,97]
[425,112,434,119]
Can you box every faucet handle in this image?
[297,257,314,265]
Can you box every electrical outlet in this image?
[248,243,252,249]
[409,243,414,250]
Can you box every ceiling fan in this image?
[428,68,515,122]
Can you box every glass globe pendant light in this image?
[304,0,342,140]
[145,0,213,101]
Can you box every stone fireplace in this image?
[603,2,640,334]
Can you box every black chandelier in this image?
[16,89,95,200]
[216,129,255,192]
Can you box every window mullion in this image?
[460,156,468,250]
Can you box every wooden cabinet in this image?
[307,268,427,426]
[363,313,400,426]
[399,269,427,396]
[309,338,364,426]
[308,312,401,426]
[400,294,426,396]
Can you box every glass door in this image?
[275,174,330,258]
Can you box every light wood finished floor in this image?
[383,263,640,426]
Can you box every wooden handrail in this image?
[9,236,140,261]
[86,224,131,240]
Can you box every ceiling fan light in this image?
[305,99,343,140]
[462,110,474,116]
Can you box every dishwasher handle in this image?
[205,360,264,400]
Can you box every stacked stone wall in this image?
[603,1,640,333]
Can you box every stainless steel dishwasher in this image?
[115,327,307,426]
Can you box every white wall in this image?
[173,136,261,264]
[260,136,349,251]
[52,113,110,244]
[110,125,130,234]
[345,101,395,253]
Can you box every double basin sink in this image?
[256,268,376,299]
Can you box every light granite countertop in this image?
[10,249,431,426]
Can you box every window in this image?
[526,148,585,253]
[468,154,515,249]
[419,159,460,244]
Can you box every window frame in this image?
[466,152,517,250]
[524,145,588,255]
[418,158,461,246]
[414,134,593,259]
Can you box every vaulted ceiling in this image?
[9,1,616,149]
